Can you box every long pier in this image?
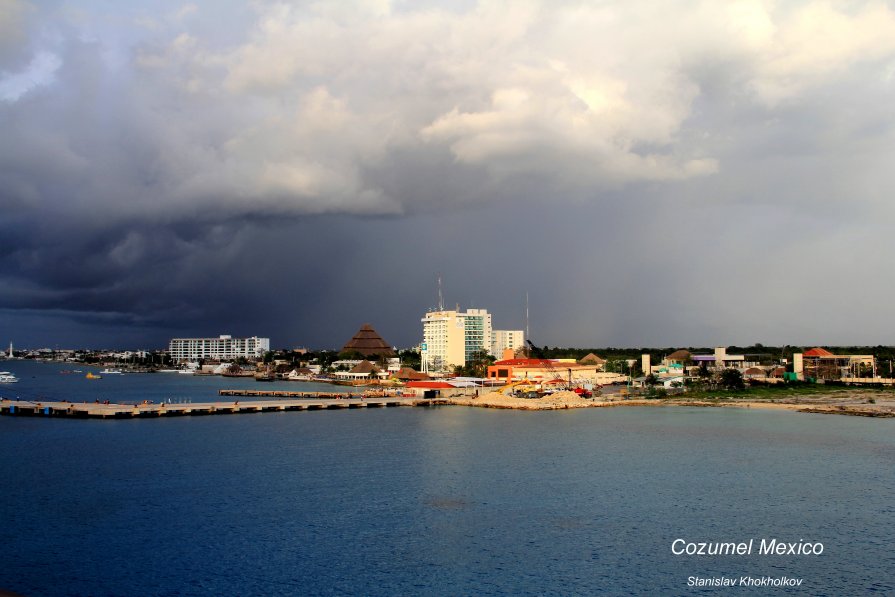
[0,397,442,419]
[217,389,406,399]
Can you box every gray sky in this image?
[2,0,895,350]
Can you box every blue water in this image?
[0,360,344,404]
[2,362,894,595]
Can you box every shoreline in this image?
[3,391,894,419]
[442,390,895,417]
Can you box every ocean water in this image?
[1,362,894,596]
[0,360,344,404]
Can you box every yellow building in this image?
[421,310,467,373]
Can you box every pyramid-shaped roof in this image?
[342,324,395,357]
[804,347,834,357]
[395,367,429,380]
[667,349,691,361]
[349,360,380,374]
[578,352,605,365]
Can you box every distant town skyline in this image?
[3,1,895,350]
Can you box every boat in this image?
[85,372,102,380]
[254,371,276,382]
[100,368,124,375]
[0,371,18,383]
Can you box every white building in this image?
[460,308,492,364]
[168,335,269,362]
[491,329,525,358]
[421,308,494,373]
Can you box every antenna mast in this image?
[525,292,529,341]
[437,275,444,311]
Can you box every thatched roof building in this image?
[394,367,429,381]
[578,353,605,366]
[667,349,691,362]
[349,360,381,375]
[341,323,395,357]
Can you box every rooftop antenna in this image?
[524,292,531,358]
[437,274,444,312]
[525,291,530,341]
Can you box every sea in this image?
[1,360,893,596]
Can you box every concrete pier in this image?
[217,389,406,399]
[0,397,440,419]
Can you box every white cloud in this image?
[748,1,895,105]
[3,0,895,222]
[0,50,61,101]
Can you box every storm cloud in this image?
[2,0,895,349]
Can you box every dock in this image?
[217,389,391,399]
[0,397,443,419]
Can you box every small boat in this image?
[100,368,124,375]
[85,372,102,380]
[0,371,19,383]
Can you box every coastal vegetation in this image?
[684,380,895,401]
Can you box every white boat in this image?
[0,371,19,383]
[100,368,125,375]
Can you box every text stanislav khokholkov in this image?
[688,576,804,587]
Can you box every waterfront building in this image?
[168,335,269,362]
[333,360,385,381]
[461,309,492,363]
[421,310,467,373]
[486,357,609,386]
[421,307,527,373]
[421,308,496,373]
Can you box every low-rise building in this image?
[486,358,605,386]
[794,348,875,381]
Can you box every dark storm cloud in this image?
[3,1,895,348]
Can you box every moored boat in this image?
[85,372,102,380]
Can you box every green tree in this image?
[398,349,421,370]
[455,350,495,377]
[720,368,745,390]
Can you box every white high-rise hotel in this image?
[421,308,523,373]
[168,334,270,362]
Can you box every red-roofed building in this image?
[487,358,605,385]
[402,380,464,398]
[794,349,875,381]
[803,347,835,357]
[405,381,456,389]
